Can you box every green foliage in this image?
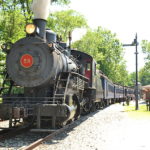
[0,0,33,22]
[0,10,26,43]
[125,103,150,118]
[73,28,104,64]
[47,9,87,41]
[73,27,129,85]
[0,0,72,44]
[127,72,136,86]
[52,0,70,5]
[139,40,150,86]
[0,49,6,95]
[0,0,70,25]
[139,63,150,86]
[141,40,150,61]
[0,0,33,44]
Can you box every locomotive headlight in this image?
[25,24,36,34]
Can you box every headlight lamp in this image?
[25,24,36,34]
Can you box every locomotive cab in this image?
[71,50,99,108]
[71,50,97,88]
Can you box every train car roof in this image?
[97,70,114,85]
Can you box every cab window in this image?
[86,63,91,71]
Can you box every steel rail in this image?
[21,122,76,150]
[0,125,32,141]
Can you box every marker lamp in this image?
[25,24,36,34]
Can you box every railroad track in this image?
[20,121,77,150]
[0,120,77,149]
[0,125,32,141]
[0,113,96,149]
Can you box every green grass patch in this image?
[124,103,150,119]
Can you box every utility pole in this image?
[135,33,139,110]
[123,33,139,110]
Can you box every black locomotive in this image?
[0,0,134,129]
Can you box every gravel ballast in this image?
[36,103,150,150]
[0,103,150,150]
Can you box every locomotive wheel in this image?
[101,100,106,108]
[95,102,101,110]
[81,98,93,115]
[73,94,81,120]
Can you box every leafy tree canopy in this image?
[52,0,70,5]
[138,40,150,86]
[141,40,150,61]
[0,10,26,43]
[47,9,87,41]
[0,0,71,22]
[127,72,136,87]
[0,0,72,44]
[72,27,129,85]
[139,63,150,86]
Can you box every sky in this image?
[66,0,150,73]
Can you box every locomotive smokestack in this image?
[31,0,52,39]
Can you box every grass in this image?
[124,102,150,119]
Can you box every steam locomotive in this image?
[0,0,134,129]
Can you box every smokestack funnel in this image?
[31,0,52,39]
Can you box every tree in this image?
[0,0,71,23]
[52,0,70,5]
[138,40,150,85]
[0,10,26,43]
[127,72,136,87]
[0,5,26,90]
[72,27,129,85]
[139,63,150,86]
[0,1,76,43]
[141,40,150,61]
[47,9,87,41]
